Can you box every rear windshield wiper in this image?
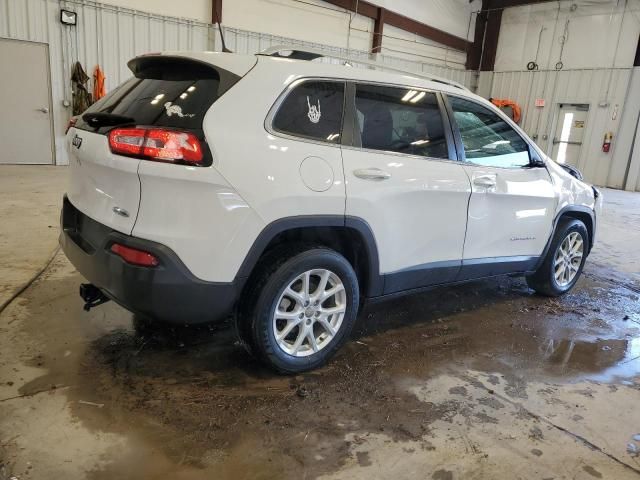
[82,112,135,129]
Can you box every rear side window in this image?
[272,81,345,143]
[76,56,241,132]
[449,96,530,168]
[354,84,448,159]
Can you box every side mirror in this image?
[528,147,546,168]
[529,159,546,168]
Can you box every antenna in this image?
[345,0,360,60]
[213,7,232,53]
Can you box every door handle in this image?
[37,107,49,114]
[353,168,391,181]
[473,174,497,188]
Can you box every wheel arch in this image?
[536,206,595,268]
[529,205,595,274]
[235,216,383,298]
[556,206,595,253]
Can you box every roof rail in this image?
[258,45,469,91]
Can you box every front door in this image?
[446,95,556,278]
[342,83,471,294]
[551,103,589,167]
[0,39,54,164]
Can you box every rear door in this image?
[342,83,471,294]
[446,95,556,276]
[67,55,248,235]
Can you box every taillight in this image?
[66,116,77,134]
[108,127,203,165]
[110,243,159,267]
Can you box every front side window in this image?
[449,96,530,168]
[354,84,448,159]
[272,81,345,143]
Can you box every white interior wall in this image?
[222,0,474,65]
[101,0,211,22]
[375,0,480,41]
[378,24,467,69]
[223,0,372,53]
[97,0,481,46]
[495,0,640,71]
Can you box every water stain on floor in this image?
[2,254,640,479]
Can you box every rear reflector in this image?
[108,127,203,164]
[110,243,159,267]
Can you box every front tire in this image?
[526,218,589,296]
[242,247,359,374]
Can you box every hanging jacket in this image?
[71,61,92,115]
[93,65,106,101]
[490,98,522,124]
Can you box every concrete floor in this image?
[1,165,640,480]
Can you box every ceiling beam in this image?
[479,7,503,71]
[383,9,470,52]
[211,0,222,24]
[371,7,385,54]
[321,0,472,53]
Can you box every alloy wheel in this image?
[553,231,584,287]
[272,269,347,357]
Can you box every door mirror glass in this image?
[354,84,449,159]
[450,96,530,168]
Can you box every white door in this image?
[447,95,556,275]
[343,84,471,293]
[551,103,589,167]
[0,39,54,164]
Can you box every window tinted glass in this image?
[94,78,219,130]
[450,96,530,168]
[354,85,448,159]
[77,58,237,132]
[272,81,345,143]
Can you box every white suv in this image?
[60,48,603,373]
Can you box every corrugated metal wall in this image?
[488,68,632,188]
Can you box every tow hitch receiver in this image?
[79,283,110,311]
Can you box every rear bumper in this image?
[59,195,239,324]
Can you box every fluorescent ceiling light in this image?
[401,90,417,102]
[409,91,426,103]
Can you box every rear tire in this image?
[240,246,359,374]
[526,218,589,296]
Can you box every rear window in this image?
[75,56,241,132]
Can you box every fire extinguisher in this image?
[602,132,613,153]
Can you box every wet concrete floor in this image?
[1,167,640,479]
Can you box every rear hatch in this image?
[67,53,255,234]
